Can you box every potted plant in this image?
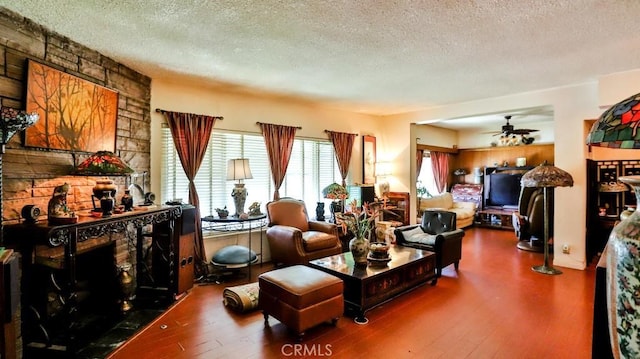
[336,199,380,266]
[215,206,229,219]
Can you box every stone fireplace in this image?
[0,8,153,357]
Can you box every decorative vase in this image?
[349,236,369,266]
[316,202,325,221]
[93,178,117,198]
[100,192,115,217]
[607,176,640,359]
[231,183,247,217]
[118,262,135,312]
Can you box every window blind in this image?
[161,126,344,216]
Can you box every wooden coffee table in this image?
[308,245,437,324]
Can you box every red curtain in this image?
[430,151,449,194]
[161,110,219,276]
[259,123,298,200]
[326,130,356,186]
[416,149,424,182]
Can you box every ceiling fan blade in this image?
[510,129,539,135]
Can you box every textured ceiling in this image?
[3,1,640,121]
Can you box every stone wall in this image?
[0,8,152,224]
[0,9,153,356]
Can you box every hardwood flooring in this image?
[107,227,596,359]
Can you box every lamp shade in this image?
[375,162,391,177]
[73,150,134,175]
[0,106,39,145]
[587,92,640,148]
[521,162,574,188]
[226,159,252,181]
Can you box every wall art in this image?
[362,135,376,184]
[25,60,118,152]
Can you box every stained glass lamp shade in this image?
[73,150,134,175]
[586,92,640,149]
[0,106,39,151]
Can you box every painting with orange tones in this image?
[25,60,118,152]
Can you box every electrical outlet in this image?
[562,244,570,254]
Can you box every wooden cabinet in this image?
[586,159,639,261]
[153,205,195,297]
[383,192,410,226]
[474,208,516,230]
[0,249,18,359]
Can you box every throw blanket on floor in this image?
[223,282,259,313]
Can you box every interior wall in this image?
[150,79,384,260]
[150,79,382,204]
[384,83,602,270]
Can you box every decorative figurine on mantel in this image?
[47,183,77,224]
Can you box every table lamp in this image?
[227,158,252,217]
[586,91,640,358]
[73,150,134,216]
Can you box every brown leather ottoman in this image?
[258,265,343,339]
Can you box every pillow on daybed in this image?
[402,226,438,245]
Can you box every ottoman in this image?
[258,265,343,339]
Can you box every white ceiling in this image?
[3,1,640,130]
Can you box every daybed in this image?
[418,192,477,228]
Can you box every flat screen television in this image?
[347,184,376,208]
[487,173,523,208]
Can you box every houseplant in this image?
[215,206,229,219]
[336,199,379,266]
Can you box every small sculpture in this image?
[121,189,134,211]
[48,183,70,216]
[47,183,76,224]
[315,202,325,221]
[248,202,262,216]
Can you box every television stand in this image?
[474,208,516,230]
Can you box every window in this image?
[417,152,440,196]
[161,127,343,216]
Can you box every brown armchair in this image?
[394,210,464,277]
[266,198,343,266]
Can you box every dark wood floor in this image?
[108,227,596,359]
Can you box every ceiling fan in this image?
[492,115,539,136]
[485,115,540,145]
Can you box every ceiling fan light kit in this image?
[489,115,539,146]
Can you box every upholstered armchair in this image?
[394,210,465,277]
[266,198,343,266]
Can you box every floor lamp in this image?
[0,107,39,246]
[521,162,573,275]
